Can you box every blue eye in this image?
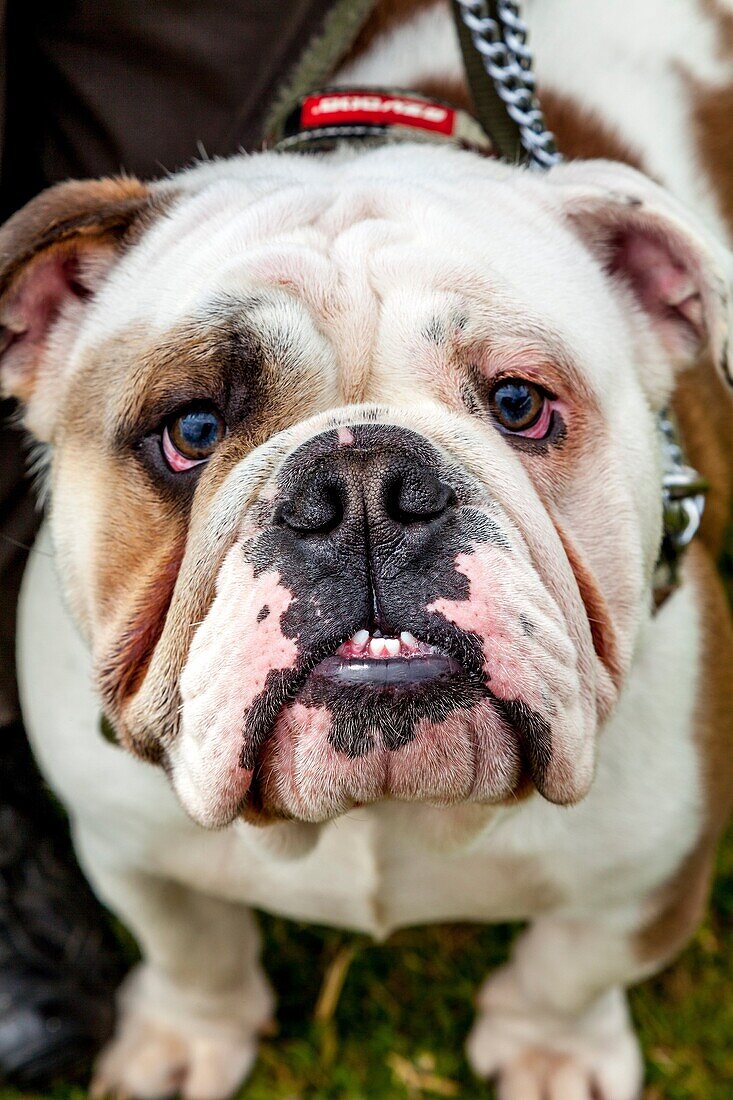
[489,379,545,432]
[164,403,226,469]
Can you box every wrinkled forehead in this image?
[82,147,634,402]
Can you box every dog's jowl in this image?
[2,2,733,1099]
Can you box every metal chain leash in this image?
[452,0,561,168]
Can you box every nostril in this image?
[276,482,345,535]
[384,468,456,526]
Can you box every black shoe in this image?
[0,722,126,1087]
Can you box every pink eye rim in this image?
[510,396,554,440]
[488,377,555,440]
[162,424,210,472]
[160,402,227,473]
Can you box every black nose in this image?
[276,433,456,540]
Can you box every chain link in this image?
[452,0,562,169]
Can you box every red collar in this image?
[268,87,497,157]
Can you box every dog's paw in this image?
[465,967,643,1100]
[91,962,273,1100]
[91,1014,258,1100]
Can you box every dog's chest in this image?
[168,804,559,937]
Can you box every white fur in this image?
[336,3,462,89]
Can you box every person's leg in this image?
[0,724,126,1085]
[0,415,125,1085]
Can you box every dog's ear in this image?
[547,160,733,401]
[0,176,157,438]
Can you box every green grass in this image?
[2,825,731,1100]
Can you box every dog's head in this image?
[2,149,731,826]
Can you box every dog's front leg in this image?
[82,860,274,1100]
[466,909,651,1100]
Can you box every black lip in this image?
[308,653,465,691]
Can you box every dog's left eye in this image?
[162,403,226,472]
[488,378,552,438]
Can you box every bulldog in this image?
[3,1,733,1098]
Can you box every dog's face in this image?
[2,149,731,826]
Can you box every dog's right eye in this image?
[162,403,226,472]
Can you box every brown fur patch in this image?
[413,75,473,113]
[416,79,648,169]
[685,547,733,834]
[700,0,733,51]
[537,90,644,169]
[635,835,715,969]
[636,545,733,964]
[97,541,184,746]
[675,5,733,538]
[690,4,733,231]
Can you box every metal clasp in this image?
[654,411,708,608]
[661,466,709,555]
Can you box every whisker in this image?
[0,532,53,558]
